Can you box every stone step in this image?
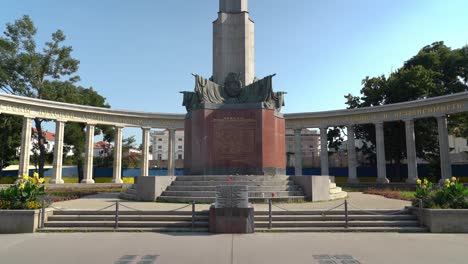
[329,187,343,194]
[38,227,210,233]
[254,220,420,228]
[166,185,301,192]
[126,188,137,195]
[329,183,337,188]
[253,215,417,221]
[329,192,348,200]
[119,193,137,200]
[171,181,296,186]
[174,175,291,181]
[160,191,304,198]
[256,227,428,233]
[45,221,209,228]
[48,215,209,221]
[254,210,412,215]
[157,196,307,204]
[52,210,209,216]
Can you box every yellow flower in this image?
[450,182,455,186]
[416,179,422,185]
[445,179,450,185]
[38,178,45,184]
[23,174,29,181]
[19,183,25,189]
[423,178,428,184]
[451,177,457,182]
[33,172,39,178]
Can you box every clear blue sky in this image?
[1,0,467,141]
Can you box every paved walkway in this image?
[51,192,411,211]
[0,232,467,264]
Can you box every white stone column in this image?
[50,120,66,184]
[81,123,95,184]
[18,116,32,177]
[141,127,151,177]
[347,125,359,183]
[320,126,329,176]
[294,128,303,176]
[375,122,389,183]
[112,126,124,183]
[167,128,176,176]
[404,119,418,183]
[436,115,452,183]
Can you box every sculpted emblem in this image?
[224,72,243,98]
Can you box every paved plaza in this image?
[0,232,467,264]
[51,192,411,211]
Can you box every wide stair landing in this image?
[39,210,210,233]
[120,175,347,203]
[255,209,427,233]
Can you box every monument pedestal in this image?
[209,206,255,234]
[184,103,286,175]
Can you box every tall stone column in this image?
[18,117,32,177]
[320,126,329,176]
[50,120,66,184]
[347,125,358,183]
[436,115,452,183]
[140,127,151,177]
[404,119,418,183]
[81,123,95,184]
[375,122,389,183]
[294,128,303,176]
[112,126,124,184]
[167,128,176,176]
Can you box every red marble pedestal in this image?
[184,103,286,175]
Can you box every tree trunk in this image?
[33,118,46,178]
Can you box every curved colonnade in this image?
[1,92,468,184]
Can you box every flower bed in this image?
[410,177,468,233]
[0,173,49,233]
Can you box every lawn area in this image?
[343,187,416,201]
[46,186,124,202]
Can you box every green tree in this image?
[0,115,22,177]
[345,42,468,181]
[0,15,80,178]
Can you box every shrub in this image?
[0,173,47,209]
[414,177,468,209]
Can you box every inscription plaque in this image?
[215,185,249,208]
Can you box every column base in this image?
[376,177,390,184]
[112,178,123,184]
[81,179,95,184]
[50,179,65,184]
[347,178,360,184]
[406,177,419,184]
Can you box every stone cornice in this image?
[284,92,468,128]
[0,94,185,129]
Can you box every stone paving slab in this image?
[51,192,410,211]
[0,232,467,264]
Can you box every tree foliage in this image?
[344,42,468,181]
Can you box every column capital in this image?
[86,123,97,127]
[319,125,329,130]
[141,126,152,131]
[374,121,384,126]
[55,119,67,123]
[402,118,414,123]
[435,114,447,119]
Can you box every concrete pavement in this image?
[0,232,467,264]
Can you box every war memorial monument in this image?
[1,0,468,235]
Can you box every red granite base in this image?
[184,106,286,175]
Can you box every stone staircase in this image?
[254,209,427,232]
[120,175,348,203]
[39,210,210,232]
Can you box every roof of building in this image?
[32,128,55,141]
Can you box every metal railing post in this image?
[344,200,349,229]
[115,200,119,229]
[191,200,195,231]
[41,198,46,229]
[268,198,272,229]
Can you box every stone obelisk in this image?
[213,0,255,86]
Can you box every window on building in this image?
[178,146,182,149]
[178,138,182,141]
[178,154,183,160]
[158,138,162,141]
[157,154,162,160]
[158,146,162,149]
